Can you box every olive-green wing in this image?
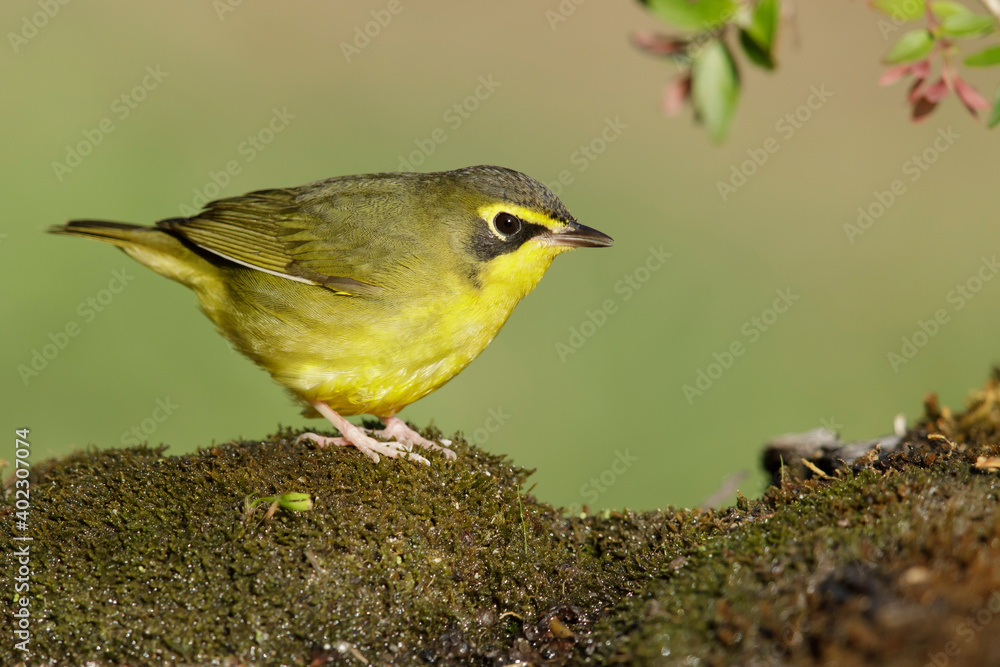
[158,180,422,296]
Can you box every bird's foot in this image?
[375,416,457,461]
[299,401,430,465]
[296,431,429,465]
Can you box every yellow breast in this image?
[195,237,561,418]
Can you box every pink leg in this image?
[296,401,429,465]
[375,416,457,461]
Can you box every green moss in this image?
[4,376,1000,665]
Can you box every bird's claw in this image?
[375,417,457,460]
[296,431,430,465]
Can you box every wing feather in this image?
[157,180,422,296]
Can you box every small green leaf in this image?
[691,39,740,143]
[745,0,779,48]
[885,29,935,63]
[940,13,997,37]
[871,0,926,21]
[277,492,313,511]
[989,83,1000,128]
[964,44,1000,66]
[929,1,971,19]
[739,28,774,69]
[245,492,313,514]
[740,0,780,69]
[640,0,739,32]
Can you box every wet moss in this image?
[4,374,1000,665]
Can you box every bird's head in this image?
[432,165,613,300]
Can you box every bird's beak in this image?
[540,221,614,249]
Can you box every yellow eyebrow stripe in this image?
[476,203,572,233]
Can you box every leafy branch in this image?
[633,0,1000,142]
[876,0,1000,124]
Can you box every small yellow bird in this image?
[51,165,612,464]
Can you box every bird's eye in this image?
[492,212,522,238]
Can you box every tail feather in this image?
[49,220,150,248]
[50,219,217,291]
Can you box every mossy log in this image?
[4,375,1000,666]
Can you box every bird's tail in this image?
[49,220,153,248]
[50,219,218,291]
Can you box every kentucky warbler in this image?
[50,165,613,464]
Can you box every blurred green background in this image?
[3,1,997,511]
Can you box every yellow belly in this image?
[195,265,518,418]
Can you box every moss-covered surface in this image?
[4,376,1000,666]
